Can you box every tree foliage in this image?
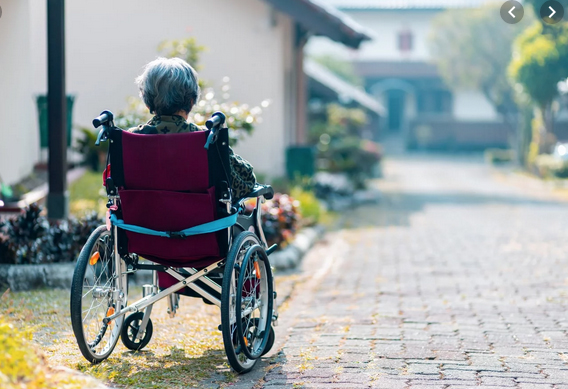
[157,38,206,71]
[429,3,530,126]
[509,22,568,109]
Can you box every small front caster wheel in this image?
[262,324,276,356]
[121,312,153,351]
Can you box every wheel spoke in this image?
[71,227,124,362]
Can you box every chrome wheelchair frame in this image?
[70,111,277,373]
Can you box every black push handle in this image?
[93,110,114,128]
[205,111,226,130]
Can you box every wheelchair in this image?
[70,110,278,373]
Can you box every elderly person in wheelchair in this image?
[130,57,256,200]
[69,57,277,374]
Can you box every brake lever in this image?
[95,127,108,146]
[204,127,219,150]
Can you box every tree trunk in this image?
[540,103,555,154]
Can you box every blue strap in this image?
[110,212,237,238]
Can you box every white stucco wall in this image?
[453,90,499,121]
[0,0,38,185]
[27,0,293,179]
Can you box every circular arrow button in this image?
[501,1,524,24]
[540,1,564,24]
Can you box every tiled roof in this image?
[320,0,497,10]
[305,59,385,115]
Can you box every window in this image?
[398,30,413,53]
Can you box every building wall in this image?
[308,10,435,62]
[0,0,37,185]
[453,91,499,121]
[27,0,293,179]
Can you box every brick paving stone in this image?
[446,386,500,389]
[542,368,568,380]
[407,363,440,375]
[370,378,409,388]
[441,369,478,380]
[517,385,554,389]
[478,371,544,379]
[515,377,563,385]
[304,383,369,388]
[226,154,568,389]
[436,380,479,386]
[479,376,517,386]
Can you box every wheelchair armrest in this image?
[244,184,274,200]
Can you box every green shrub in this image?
[290,186,322,226]
[309,104,382,188]
[75,127,108,171]
[485,148,515,165]
[246,194,300,248]
[534,154,568,178]
[0,204,101,265]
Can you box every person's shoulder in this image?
[188,122,204,132]
[128,117,159,134]
[128,124,158,134]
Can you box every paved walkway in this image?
[239,154,568,388]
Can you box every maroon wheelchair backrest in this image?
[120,130,209,192]
[106,127,232,266]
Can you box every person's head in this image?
[136,57,200,116]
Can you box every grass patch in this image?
[69,171,106,217]
[0,291,102,389]
[0,287,239,388]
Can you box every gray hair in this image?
[136,57,200,115]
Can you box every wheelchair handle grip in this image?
[93,110,114,128]
[205,111,226,130]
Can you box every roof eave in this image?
[263,0,373,49]
[305,60,385,115]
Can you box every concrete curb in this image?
[269,226,323,270]
[0,262,76,292]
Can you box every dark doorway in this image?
[387,90,405,132]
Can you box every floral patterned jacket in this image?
[129,115,256,199]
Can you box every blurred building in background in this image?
[305,59,385,141]
[0,0,370,185]
[308,0,510,150]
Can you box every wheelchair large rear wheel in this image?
[70,226,127,363]
[235,244,273,360]
[221,232,273,373]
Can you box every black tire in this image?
[221,232,261,373]
[245,319,275,356]
[121,312,153,351]
[263,325,275,356]
[70,226,127,363]
[235,244,273,360]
